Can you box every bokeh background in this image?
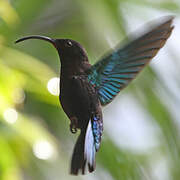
[0,0,180,180]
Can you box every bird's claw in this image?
[70,123,77,134]
[70,116,78,134]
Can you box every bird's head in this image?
[15,35,88,66]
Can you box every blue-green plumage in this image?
[15,16,174,175]
[92,115,103,150]
[87,17,174,105]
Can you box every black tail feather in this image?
[70,130,86,175]
[71,121,97,175]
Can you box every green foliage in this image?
[0,0,179,179]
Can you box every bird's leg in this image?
[70,116,78,134]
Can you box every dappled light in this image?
[33,140,55,160]
[47,77,60,96]
[3,108,18,124]
[0,0,179,180]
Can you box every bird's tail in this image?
[70,121,96,175]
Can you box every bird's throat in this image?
[60,59,91,77]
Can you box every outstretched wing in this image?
[87,17,174,106]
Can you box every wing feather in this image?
[87,16,174,105]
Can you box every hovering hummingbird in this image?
[15,16,174,175]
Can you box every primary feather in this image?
[87,16,174,105]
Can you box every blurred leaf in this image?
[98,137,144,180]
[0,0,179,179]
[0,0,20,27]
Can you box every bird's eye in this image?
[66,41,72,47]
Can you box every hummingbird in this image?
[15,17,174,175]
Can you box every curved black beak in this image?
[15,35,56,47]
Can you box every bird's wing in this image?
[87,17,174,106]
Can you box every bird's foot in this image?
[70,123,77,134]
[70,117,78,134]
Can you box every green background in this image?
[0,0,180,180]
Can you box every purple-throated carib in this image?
[15,17,174,175]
